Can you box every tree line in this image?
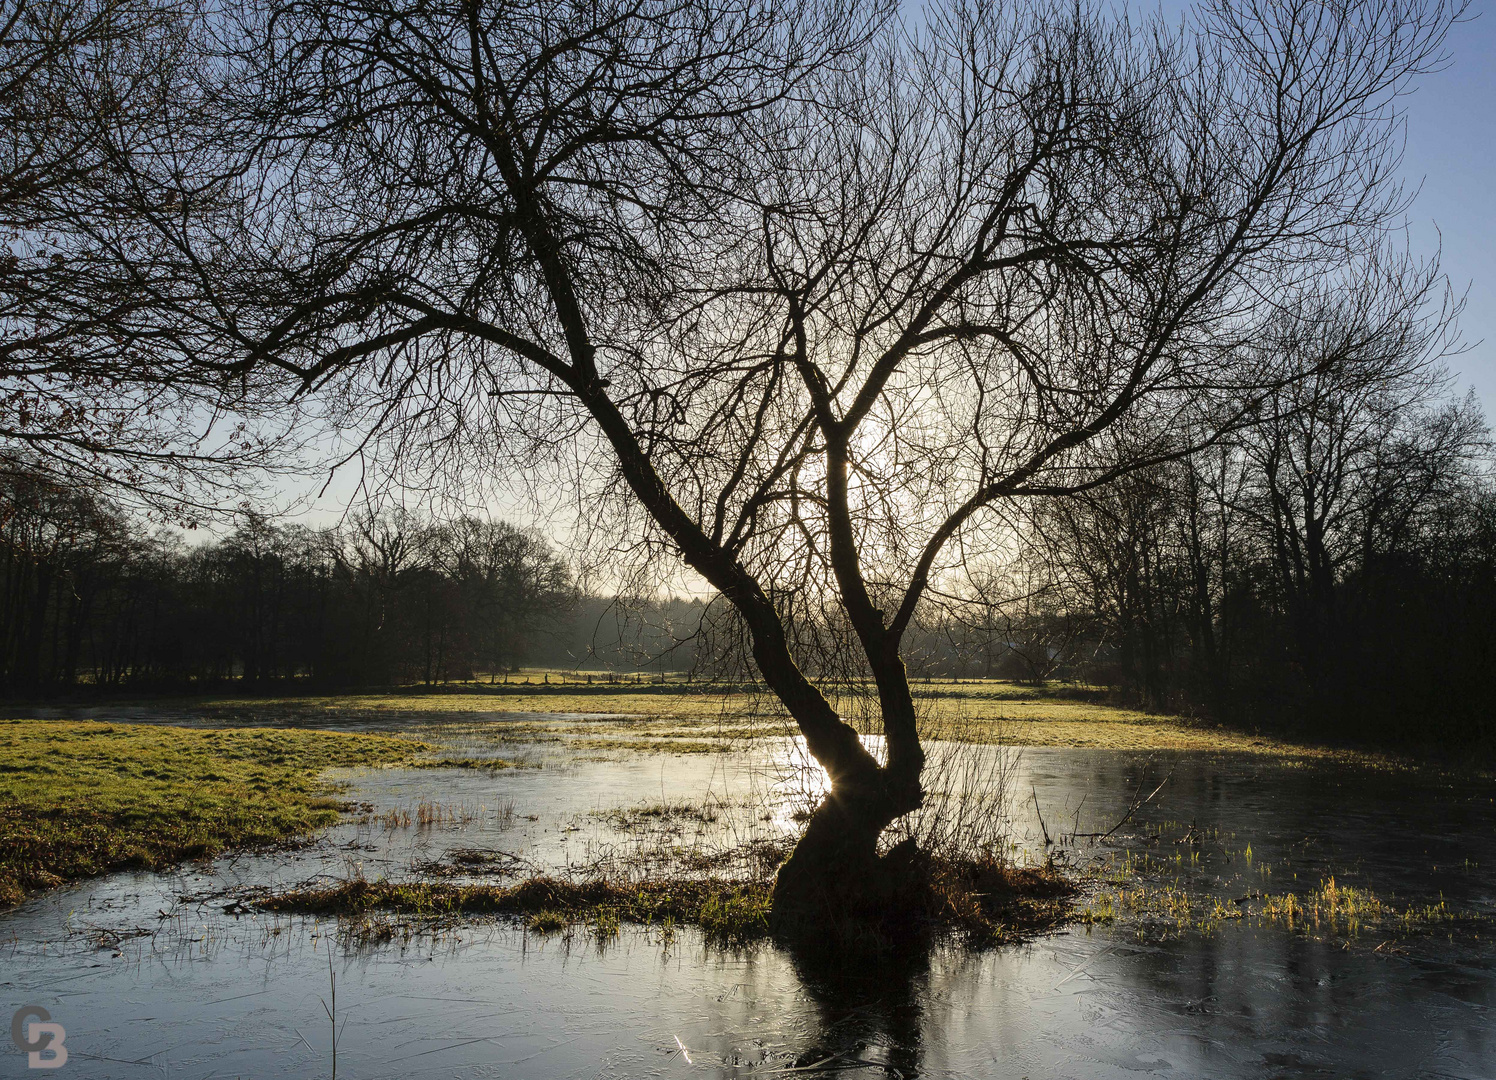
[0,478,580,690]
[922,355,1496,747]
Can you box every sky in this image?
[278,0,1496,536]
[1401,6,1496,417]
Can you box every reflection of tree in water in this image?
[783,942,932,1079]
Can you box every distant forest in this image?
[0,476,712,688]
[925,471,1496,749]
[3,381,1495,748]
[917,377,1496,748]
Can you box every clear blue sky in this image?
[1403,7,1496,417]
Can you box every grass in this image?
[590,800,728,828]
[1253,876,1484,937]
[1074,864,1492,944]
[259,875,776,947]
[0,719,426,906]
[162,677,1391,761]
[257,849,1078,950]
[923,854,1077,945]
[405,755,535,770]
[528,909,569,933]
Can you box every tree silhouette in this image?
[14,0,1462,924]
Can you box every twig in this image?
[1067,793,1088,845]
[1031,785,1052,847]
[1075,762,1176,842]
[321,950,340,1080]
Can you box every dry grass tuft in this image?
[924,854,1076,944]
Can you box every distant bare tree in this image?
[1237,285,1481,691]
[1032,270,1474,715]
[441,517,574,676]
[938,559,1088,683]
[35,0,1462,925]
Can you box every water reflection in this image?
[783,941,931,1078]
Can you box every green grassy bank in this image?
[0,720,423,906]
[182,678,1399,762]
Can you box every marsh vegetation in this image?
[3,702,1493,1076]
[0,0,1493,1067]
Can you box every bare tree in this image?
[35,0,1461,924]
[1030,267,1475,719]
[935,557,1089,683]
[442,516,574,676]
[0,0,307,510]
[1237,281,1478,691]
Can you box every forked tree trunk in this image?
[535,229,932,935]
[768,662,926,934]
[770,765,923,932]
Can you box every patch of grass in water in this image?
[1079,865,1492,944]
[0,719,425,905]
[1254,876,1479,936]
[910,854,1077,945]
[695,888,772,943]
[260,875,777,947]
[528,909,568,934]
[568,737,733,754]
[259,851,1077,950]
[405,756,536,771]
[591,800,727,828]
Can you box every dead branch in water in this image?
[1076,760,1176,843]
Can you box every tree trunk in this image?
[769,763,925,936]
[767,657,925,935]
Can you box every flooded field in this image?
[3,710,1494,1078]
